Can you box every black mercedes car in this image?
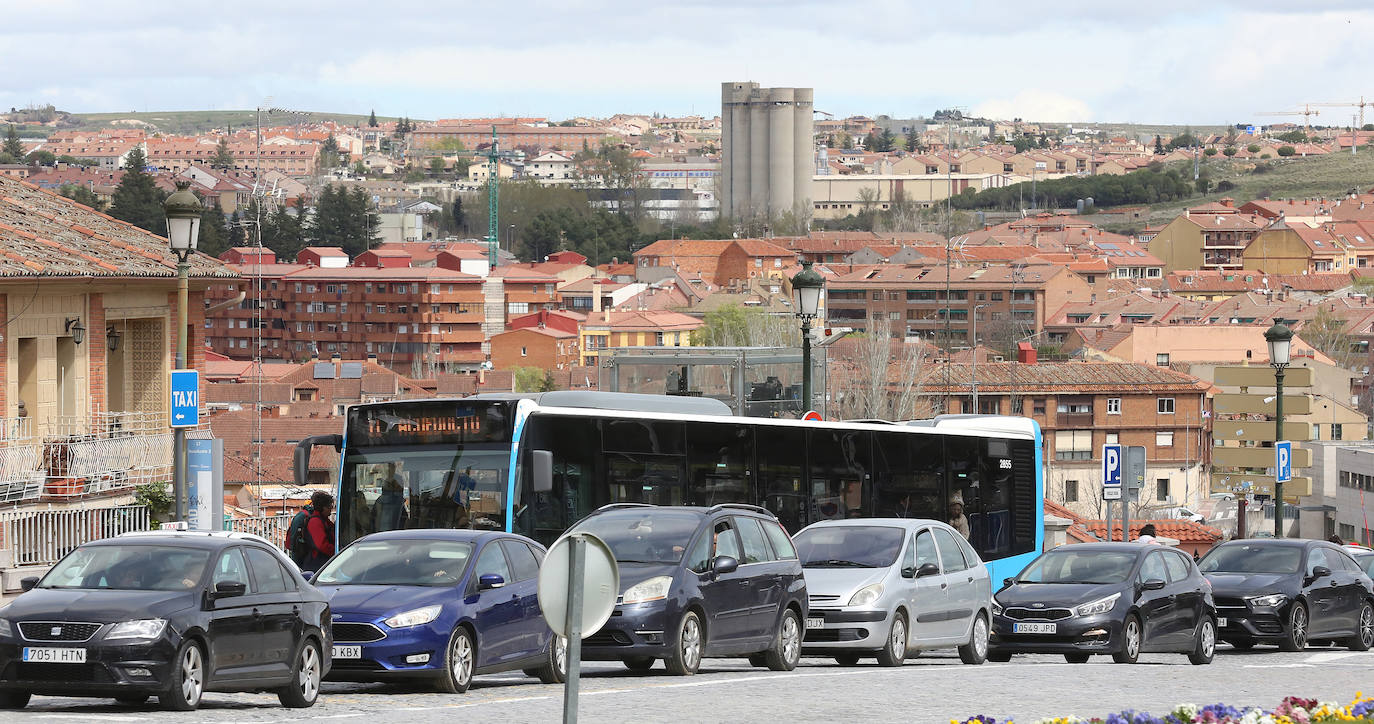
[988,543,1216,665]
[567,503,807,675]
[0,531,331,711]
[1199,539,1374,651]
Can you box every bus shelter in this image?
[597,346,827,418]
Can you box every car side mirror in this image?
[900,566,917,579]
[213,581,247,599]
[915,562,940,579]
[478,573,506,590]
[1311,565,1332,580]
[1141,578,1167,591]
[712,555,739,576]
[301,571,314,583]
[532,450,553,494]
[19,576,38,592]
[1002,577,1015,589]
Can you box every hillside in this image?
[60,110,410,135]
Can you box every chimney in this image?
[591,281,603,313]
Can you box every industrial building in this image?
[720,82,814,221]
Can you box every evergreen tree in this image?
[260,200,306,258]
[307,184,378,256]
[211,137,234,169]
[319,134,340,170]
[108,148,168,235]
[1154,135,1165,155]
[59,183,105,211]
[452,198,465,231]
[226,210,246,248]
[905,129,920,152]
[368,109,378,127]
[198,204,229,257]
[3,124,23,159]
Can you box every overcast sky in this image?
[6,1,1374,125]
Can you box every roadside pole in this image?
[1103,444,1122,540]
[563,535,585,724]
[537,532,618,724]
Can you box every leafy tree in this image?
[403,167,425,182]
[1300,307,1359,369]
[1223,146,1237,157]
[697,303,796,347]
[512,366,557,392]
[1247,144,1261,153]
[1153,135,1164,155]
[353,160,367,176]
[428,157,445,174]
[1363,124,1374,132]
[1275,130,1307,144]
[59,183,105,211]
[1011,134,1036,153]
[1203,147,1218,157]
[1167,127,1200,149]
[318,134,340,170]
[1216,180,1236,192]
[368,109,378,127]
[1277,145,1296,157]
[211,137,234,169]
[2,124,22,158]
[574,142,648,220]
[26,150,55,166]
[1196,176,1212,194]
[57,154,98,166]
[108,148,168,235]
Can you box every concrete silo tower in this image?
[720,82,814,222]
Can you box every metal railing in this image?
[0,412,175,504]
[226,514,293,552]
[0,504,151,567]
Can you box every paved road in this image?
[10,647,1374,723]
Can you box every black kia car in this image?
[988,543,1216,664]
[567,503,807,675]
[0,531,331,711]
[1199,539,1374,651]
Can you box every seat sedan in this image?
[0,531,330,711]
[793,519,991,666]
[313,529,564,693]
[568,504,807,676]
[988,543,1216,665]
[1199,539,1374,651]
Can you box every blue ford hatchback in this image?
[312,529,564,692]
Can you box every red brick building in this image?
[489,326,579,372]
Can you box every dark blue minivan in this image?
[312,529,564,692]
[568,504,807,675]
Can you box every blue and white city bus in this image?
[294,391,1045,582]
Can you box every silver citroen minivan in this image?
[794,518,992,666]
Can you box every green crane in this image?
[485,125,499,268]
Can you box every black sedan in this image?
[988,543,1216,665]
[1199,539,1374,651]
[0,531,331,711]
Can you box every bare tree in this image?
[828,314,936,420]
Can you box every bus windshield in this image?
[338,400,515,543]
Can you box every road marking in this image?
[33,716,145,722]
[396,694,556,711]
[1304,651,1374,663]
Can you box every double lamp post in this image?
[163,182,203,522]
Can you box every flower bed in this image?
[954,694,1374,724]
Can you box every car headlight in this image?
[106,619,167,641]
[991,599,1004,617]
[622,576,673,605]
[1247,593,1287,608]
[0,619,11,638]
[1075,593,1120,617]
[847,583,884,607]
[384,605,442,629]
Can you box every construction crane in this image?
[1312,97,1371,128]
[1254,104,1320,135]
[485,125,499,268]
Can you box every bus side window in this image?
[685,421,752,507]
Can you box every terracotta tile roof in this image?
[584,310,704,332]
[1082,520,1223,543]
[0,176,235,278]
[920,361,1207,393]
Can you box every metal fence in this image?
[0,504,152,567]
[226,514,293,552]
[0,412,176,504]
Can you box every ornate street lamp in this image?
[1265,322,1293,538]
[164,181,202,522]
[791,259,825,414]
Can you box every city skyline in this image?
[6,2,1374,125]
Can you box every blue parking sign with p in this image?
[1102,444,1122,487]
[1275,440,1292,483]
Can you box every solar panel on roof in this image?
[340,362,363,379]
[1099,243,1118,249]
[313,362,335,379]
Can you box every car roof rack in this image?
[707,503,775,517]
[595,502,656,512]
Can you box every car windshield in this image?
[39,544,210,591]
[1016,550,1136,584]
[1357,554,1374,578]
[793,526,905,568]
[570,510,702,564]
[1198,544,1302,574]
[314,539,474,586]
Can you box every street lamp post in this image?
[164,182,202,522]
[791,260,825,414]
[971,304,986,411]
[1265,322,1293,538]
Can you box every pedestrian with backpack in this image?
[300,491,336,573]
[285,501,314,566]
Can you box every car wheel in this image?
[987,650,1012,663]
[534,635,567,684]
[161,639,205,711]
[435,627,476,693]
[0,691,30,709]
[1279,601,1309,652]
[1347,602,1374,651]
[1064,653,1090,663]
[834,653,861,666]
[875,613,907,667]
[1188,616,1216,665]
[747,653,766,667]
[1226,638,1255,651]
[115,694,150,706]
[764,608,802,672]
[1112,614,1142,664]
[622,656,655,672]
[278,638,322,708]
[664,610,703,676]
[958,613,990,665]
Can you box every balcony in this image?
[0,413,176,504]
